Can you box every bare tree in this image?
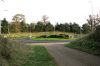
[87,14,100,32]
[42,15,49,25]
[11,14,25,32]
[12,14,25,22]
[95,15,100,26]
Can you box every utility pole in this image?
[0,0,8,35]
[80,26,82,37]
[42,15,48,38]
[0,20,1,35]
[29,24,32,39]
[0,0,3,35]
[43,22,47,38]
[90,0,94,15]
[8,23,10,35]
[89,0,94,32]
[54,24,55,35]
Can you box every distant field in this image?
[3,32,77,38]
[23,45,57,66]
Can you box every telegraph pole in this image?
[0,0,4,35]
[0,0,8,35]
[80,26,82,37]
[89,0,94,32]
[29,24,32,39]
[90,0,94,15]
[0,20,1,35]
[54,25,55,35]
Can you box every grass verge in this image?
[23,45,57,66]
[32,37,70,40]
[65,37,100,56]
[0,36,56,66]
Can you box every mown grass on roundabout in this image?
[32,34,77,41]
[32,37,71,40]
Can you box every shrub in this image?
[93,25,100,42]
[37,34,69,39]
[66,25,100,56]
[38,35,47,38]
[59,34,69,39]
[0,37,30,66]
[47,35,63,38]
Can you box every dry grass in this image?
[3,32,75,39]
[0,37,30,66]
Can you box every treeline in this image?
[1,18,90,34]
[1,14,100,34]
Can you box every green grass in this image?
[32,37,70,40]
[23,45,57,66]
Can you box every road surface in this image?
[29,42,100,66]
[16,38,72,43]
[17,39,100,66]
[44,43,100,66]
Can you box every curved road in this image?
[44,43,100,66]
[16,38,72,43]
[17,39,100,66]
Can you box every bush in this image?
[37,34,69,39]
[67,38,100,56]
[0,37,30,66]
[59,34,69,39]
[66,25,100,56]
[38,35,47,38]
[93,25,100,42]
[47,35,63,38]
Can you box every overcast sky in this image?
[0,0,100,26]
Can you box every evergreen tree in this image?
[20,21,28,32]
[1,18,9,34]
[82,23,91,34]
[30,23,35,32]
[35,22,44,32]
[45,22,54,31]
[64,23,70,32]
[69,23,73,32]
[72,22,80,34]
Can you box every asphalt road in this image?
[36,43,100,66]
[17,39,100,66]
[16,38,72,43]
[44,43,100,66]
